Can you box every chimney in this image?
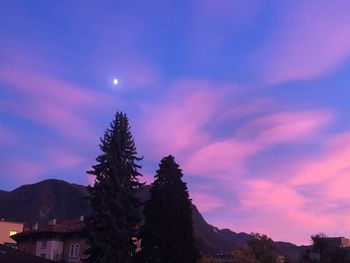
[32,222,39,231]
[80,215,85,222]
[48,219,57,226]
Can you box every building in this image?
[0,243,53,263]
[301,236,350,262]
[325,237,350,248]
[12,218,87,263]
[0,219,24,248]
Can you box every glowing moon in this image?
[113,78,118,86]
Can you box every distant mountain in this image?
[274,241,305,260]
[212,227,251,247]
[192,207,232,254]
[0,179,91,223]
[0,179,300,257]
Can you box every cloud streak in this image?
[256,0,350,84]
[133,78,339,244]
[0,63,112,139]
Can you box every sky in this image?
[1,0,350,245]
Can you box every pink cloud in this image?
[140,170,155,185]
[191,191,225,213]
[2,100,94,139]
[185,139,257,176]
[324,171,350,201]
[217,130,350,244]
[215,98,273,123]
[256,0,350,84]
[1,147,89,186]
[0,64,111,139]
[185,110,331,177]
[87,174,95,186]
[0,65,109,108]
[291,132,350,186]
[137,79,235,158]
[1,159,45,184]
[0,125,19,144]
[46,149,86,170]
[132,79,336,244]
[177,107,337,244]
[255,111,332,145]
[226,178,338,244]
[240,180,305,209]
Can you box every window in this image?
[69,244,74,257]
[9,230,17,236]
[41,240,47,248]
[40,253,46,258]
[69,243,80,258]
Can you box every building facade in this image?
[0,219,24,248]
[326,237,350,248]
[13,219,87,262]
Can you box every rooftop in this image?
[12,219,85,241]
[0,244,53,263]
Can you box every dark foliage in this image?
[233,233,277,263]
[248,233,277,263]
[84,112,142,263]
[301,233,349,263]
[140,155,198,263]
[311,233,329,262]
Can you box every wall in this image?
[35,239,64,261]
[17,239,37,255]
[0,221,24,245]
[63,237,88,263]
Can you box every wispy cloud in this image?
[133,78,336,244]
[185,110,332,177]
[191,191,225,213]
[0,124,19,144]
[255,0,350,84]
[0,63,111,139]
[0,158,45,186]
[136,79,235,158]
[230,131,350,244]
[291,132,350,186]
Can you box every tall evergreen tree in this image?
[140,155,198,263]
[85,112,142,263]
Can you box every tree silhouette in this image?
[85,112,142,263]
[140,155,198,263]
[240,233,277,263]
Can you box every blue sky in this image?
[1,0,350,244]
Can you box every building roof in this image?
[0,244,53,263]
[0,219,25,225]
[12,219,85,241]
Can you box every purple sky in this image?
[1,0,350,245]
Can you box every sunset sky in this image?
[1,1,350,245]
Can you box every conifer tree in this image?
[140,155,198,263]
[85,112,142,263]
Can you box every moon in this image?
[113,78,118,86]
